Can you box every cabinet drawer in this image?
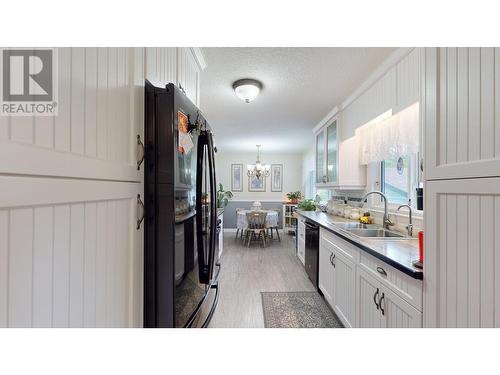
[320,228,359,262]
[359,252,422,311]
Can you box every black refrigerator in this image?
[144,81,220,328]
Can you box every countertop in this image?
[296,211,423,280]
[217,208,224,217]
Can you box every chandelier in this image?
[247,145,270,180]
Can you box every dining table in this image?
[236,209,279,229]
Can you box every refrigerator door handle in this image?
[206,130,217,284]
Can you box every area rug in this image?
[261,291,344,328]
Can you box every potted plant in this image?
[286,191,302,204]
[216,183,233,208]
[297,199,316,211]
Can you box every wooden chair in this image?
[267,208,281,242]
[245,211,268,248]
[235,208,245,240]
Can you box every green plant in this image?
[286,191,302,202]
[216,183,233,208]
[297,199,316,211]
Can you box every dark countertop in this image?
[296,211,423,280]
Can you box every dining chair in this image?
[235,208,245,240]
[245,211,268,248]
[268,208,281,242]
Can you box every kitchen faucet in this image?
[359,191,394,229]
[397,202,413,237]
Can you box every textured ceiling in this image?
[200,47,396,153]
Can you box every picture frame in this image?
[231,164,243,192]
[248,174,266,192]
[271,164,283,192]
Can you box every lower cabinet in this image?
[297,217,306,265]
[318,240,334,306]
[318,228,423,328]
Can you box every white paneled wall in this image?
[0,47,203,327]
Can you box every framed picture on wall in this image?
[248,175,266,192]
[271,164,283,192]
[231,164,243,192]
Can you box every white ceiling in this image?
[200,47,396,153]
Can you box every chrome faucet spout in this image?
[397,203,413,237]
[360,191,393,230]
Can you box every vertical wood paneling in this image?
[107,48,118,162]
[85,48,98,158]
[468,48,481,162]
[480,196,494,326]
[456,195,468,326]
[55,48,71,152]
[438,48,447,165]
[96,48,108,161]
[71,48,86,155]
[52,205,70,327]
[438,193,447,325]
[83,202,97,327]
[495,197,500,326]
[495,49,500,158]
[115,200,129,326]
[106,200,117,326]
[480,48,495,160]
[0,211,8,326]
[8,208,33,327]
[456,49,469,163]
[445,194,457,326]
[95,201,108,327]
[32,207,53,327]
[69,203,84,327]
[468,195,480,326]
[117,48,128,163]
[34,115,54,149]
[446,48,457,164]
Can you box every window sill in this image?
[368,206,423,220]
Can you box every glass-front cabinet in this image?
[315,118,338,187]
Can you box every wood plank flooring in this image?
[209,230,316,328]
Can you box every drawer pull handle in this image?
[136,194,145,230]
[136,134,145,170]
[379,292,385,315]
[376,267,387,276]
[373,288,379,310]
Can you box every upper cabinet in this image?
[395,48,420,113]
[316,118,338,186]
[177,48,201,107]
[424,47,500,180]
[316,116,366,189]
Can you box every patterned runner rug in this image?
[261,291,344,328]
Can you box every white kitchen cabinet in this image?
[297,217,306,265]
[357,267,384,328]
[424,47,500,180]
[424,178,500,327]
[381,285,422,328]
[332,250,356,328]
[395,48,420,113]
[319,239,334,306]
[177,48,201,106]
[315,116,366,189]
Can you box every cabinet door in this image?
[315,131,326,184]
[332,250,356,327]
[318,241,334,306]
[357,267,383,328]
[424,178,500,328]
[177,48,200,106]
[326,120,338,184]
[381,286,422,328]
[424,47,500,180]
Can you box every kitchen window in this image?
[380,153,418,207]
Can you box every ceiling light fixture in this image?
[232,79,263,103]
[247,145,270,180]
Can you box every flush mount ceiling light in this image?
[232,79,263,103]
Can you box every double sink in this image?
[328,222,408,239]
